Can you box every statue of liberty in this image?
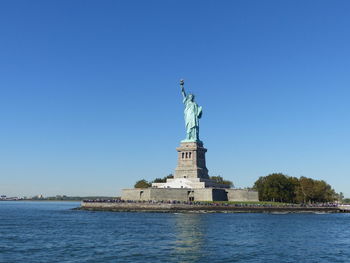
[180,79,202,142]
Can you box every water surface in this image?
[0,201,349,262]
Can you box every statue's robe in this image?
[183,96,202,135]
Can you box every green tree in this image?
[253,176,267,201]
[265,173,294,202]
[153,178,166,183]
[343,198,350,204]
[288,176,299,203]
[296,177,314,203]
[134,179,151,188]
[254,173,297,203]
[166,174,174,179]
[295,177,336,203]
[337,192,344,202]
[253,175,339,204]
[152,174,174,183]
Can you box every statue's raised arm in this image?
[180,79,187,100]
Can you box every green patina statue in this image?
[180,79,202,142]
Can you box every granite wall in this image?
[122,188,259,202]
[226,189,259,202]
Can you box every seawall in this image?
[79,201,346,213]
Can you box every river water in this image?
[0,201,349,262]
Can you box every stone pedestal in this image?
[151,141,230,189]
[174,141,209,179]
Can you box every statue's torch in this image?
[180,79,184,91]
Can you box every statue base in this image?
[174,141,209,179]
[151,140,229,189]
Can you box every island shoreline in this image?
[78,202,350,213]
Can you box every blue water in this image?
[0,202,350,263]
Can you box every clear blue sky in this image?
[1,0,349,197]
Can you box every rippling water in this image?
[0,201,350,263]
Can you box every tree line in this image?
[253,173,339,203]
